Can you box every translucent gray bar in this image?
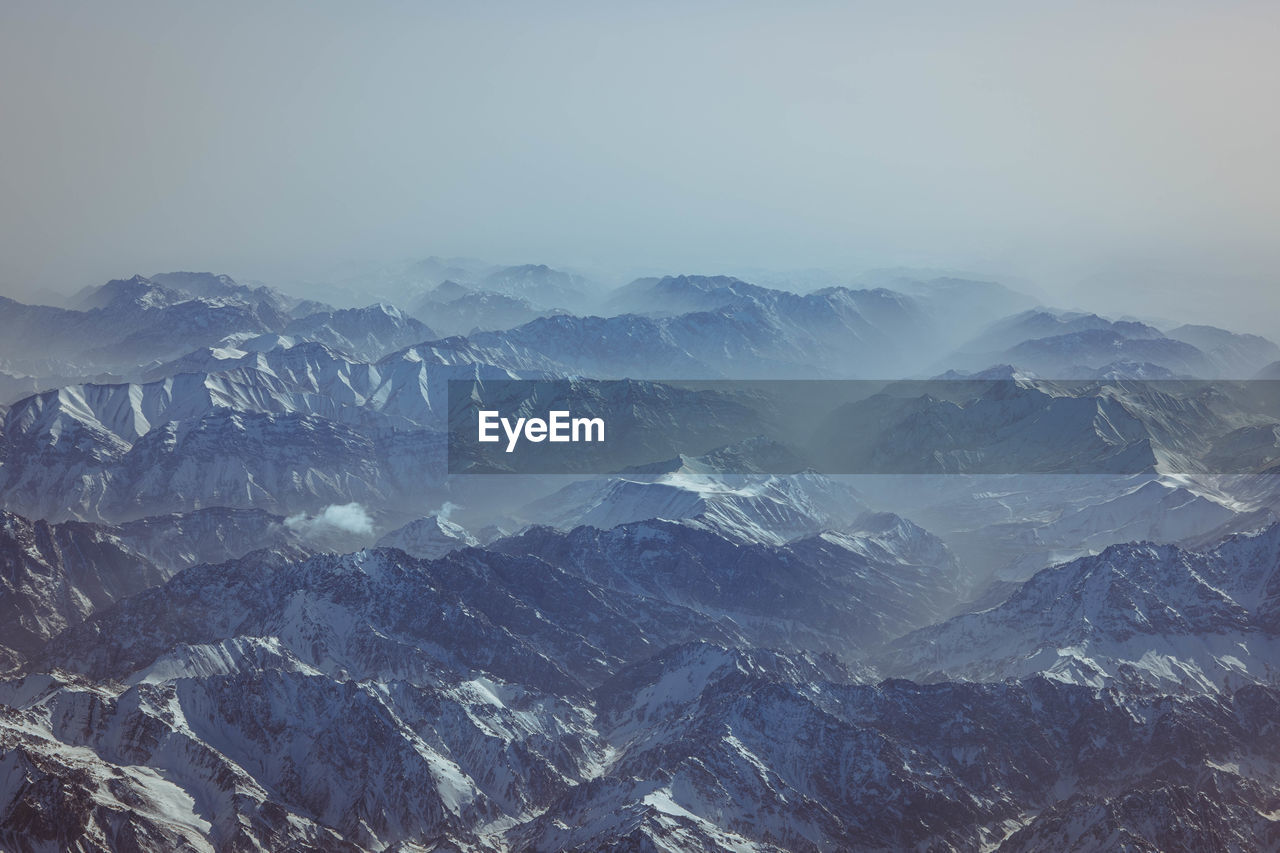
[446,378,1280,475]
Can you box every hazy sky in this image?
[2,1,1278,332]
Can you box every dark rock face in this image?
[0,511,169,664]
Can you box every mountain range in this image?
[4,263,1280,850]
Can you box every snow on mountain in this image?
[1,543,772,847]
[1037,478,1239,551]
[0,276,288,375]
[0,532,941,849]
[525,469,868,545]
[70,274,186,312]
[0,403,446,521]
[377,514,479,559]
[9,261,1280,850]
[5,373,268,444]
[4,517,1280,849]
[1,276,435,388]
[0,710,225,852]
[519,642,1280,851]
[75,276,289,362]
[0,335,552,520]
[0,659,581,851]
[137,338,524,426]
[148,270,303,316]
[3,347,433,450]
[78,271,294,319]
[879,523,1280,693]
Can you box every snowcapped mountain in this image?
[79,271,298,318]
[3,653,598,851]
[7,524,1280,850]
[525,469,868,544]
[0,334,549,520]
[0,524,949,849]
[36,545,736,694]
[523,642,1280,852]
[879,523,1280,693]
[136,338,523,426]
[0,275,287,374]
[0,400,446,521]
[377,513,478,559]
[1037,478,1239,551]
[1,273,436,388]
[1,543,767,849]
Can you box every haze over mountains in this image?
[4,261,1280,850]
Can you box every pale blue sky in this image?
[2,1,1277,333]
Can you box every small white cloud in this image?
[436,501,460,523]
[286,502,374,540]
